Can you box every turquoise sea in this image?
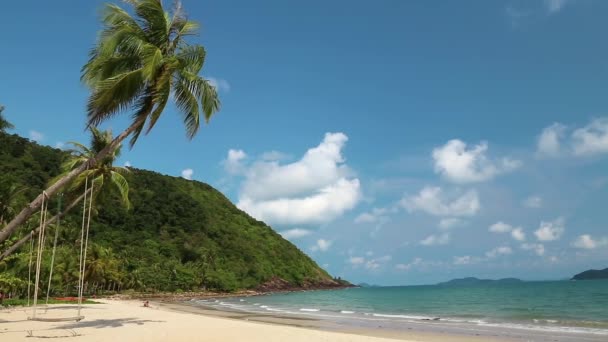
[195,280,608,337]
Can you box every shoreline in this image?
[2,298,606,341]
[165,297,608,342]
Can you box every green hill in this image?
[0,132,343,294]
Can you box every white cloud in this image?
[280,228,312,240]
[311,239,332,252]
[207,77,231,92]
[365,255,392,270]
[453,255,480,265]
[523,195,543,208]
[572,234,608,249]
[239,179,360,225]
[349,255,391,270]
[572,118,608,156]
[534,217,565,241]
[237,133,361,225]
[395,257,423,271]
[545,0,569,13]
[511,227,526,242]
[489,221,513,233]
[521,243,545,256]
[438,218,464,230]
[224,149,247,175]
[537,123,566,157]
[29,130,44,142]
[55,142,65,149]
[401,187,480,217]
[432,139,520,183]
[124,161,132,167]
[181,168,194,180]
[420,233,450,246]
[489,222,525,241]
[349,256,365,265]
[354,207,388,224]
[486,246,512,258]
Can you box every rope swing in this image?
[28,178,94,323]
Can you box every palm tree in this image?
[0,0,220,244]
[61,127,131,209]
[0,128,130,261]
[0,180,26,227]
[0,105,14,132]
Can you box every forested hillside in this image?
[0,132,342,294]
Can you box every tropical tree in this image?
[0,105,14,132]
[0,0,220,244]
[0,179,26,227]
[0,128,130,261]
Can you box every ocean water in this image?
[194,280,608,336]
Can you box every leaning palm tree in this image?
[0,0,220,244]
[0,105,14,132]
[0,128,130,261]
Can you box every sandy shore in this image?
[0,299,508,341]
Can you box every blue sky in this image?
[1,0,608,285]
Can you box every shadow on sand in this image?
[56,317,165,330]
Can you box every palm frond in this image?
[110,171,131,209]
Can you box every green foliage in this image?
[82,0,220,147]
[0,132,334,295]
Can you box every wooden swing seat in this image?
[28,315,85,322]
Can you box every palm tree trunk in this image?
[0,118,146,244]
[0,188,92,261]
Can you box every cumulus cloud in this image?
[236,133,361,225]
[537,123,566,157]
[207,77,231,92]
[523,195,543,208]
[534,217,565,241]
[279,228,312,240]
[55,142,65,149]
[349,255,391,270]
[354,207,388,224]
[181,168,194,180]
[29,130,44,142]
[571,118,608,156]
[395,257,423,271]
[432,140,520,183]
[124,161,132,167]
[349,256,365,265]
[453,255,481,265]
[572,234,608,249]
[438,218,465,230]
[521,243,545,256]
[311,239,332,252]
[511,227,526,241]
[420,233,450,246]
[489,221,513,233]
[224,149,247,175]
[486,246,512,258]
[401,187,480,217]
[489,222,526,241]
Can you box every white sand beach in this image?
[0,299,508,342]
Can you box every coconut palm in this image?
[61,127,131,208]
[0,105,14,132]
[0,180,26,227]
[0,0,220,244]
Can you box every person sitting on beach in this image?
[143,300,150,308]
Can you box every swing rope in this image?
[44,193,62,306]
[31,192,49,319]
[28,178,92,322]
[27,230,34,307]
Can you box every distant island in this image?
[571,268,608,280]
[437,277,523,286]
[358,282,381,288]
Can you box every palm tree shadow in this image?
[56,317,164,330]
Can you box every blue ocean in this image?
[194,280,608,337]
